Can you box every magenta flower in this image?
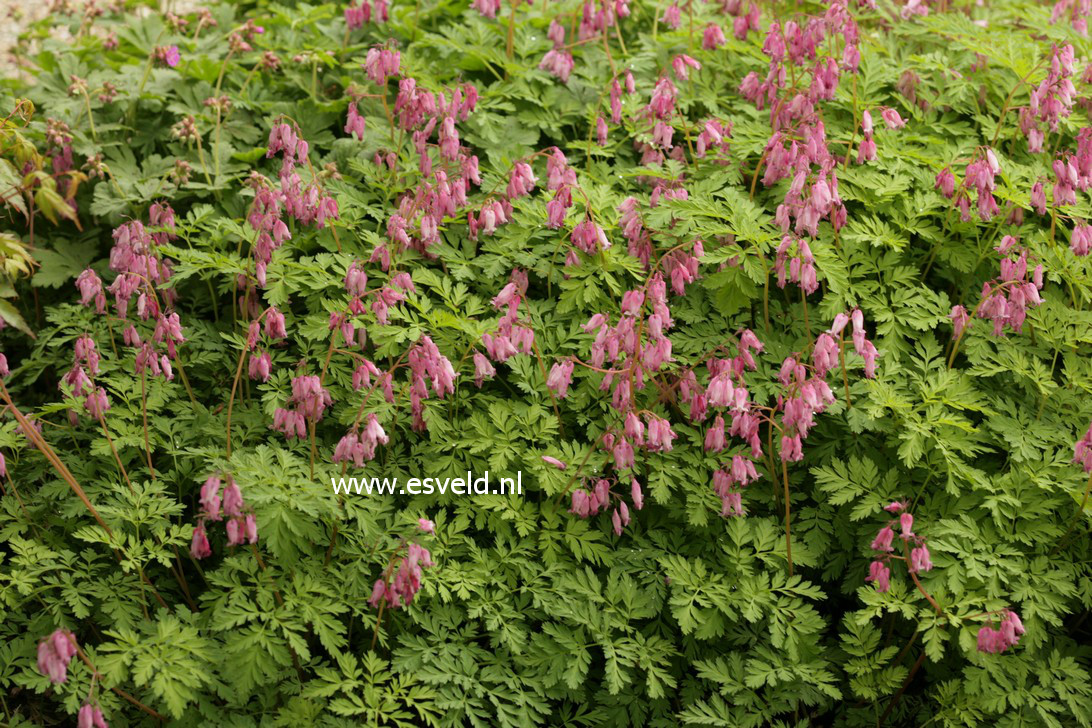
[153,45,181,68]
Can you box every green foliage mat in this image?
[0,0,1091,725]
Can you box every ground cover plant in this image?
[1,0,1092,724]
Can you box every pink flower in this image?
[866,560,890,592]
[506,162,537,199]
[541,455,567,470]
[76,269,107,313]
[200,475,222,520]
[812,333,839,377]
[223,478,244,517]
[154,45,180,68]
[646,415,676,452]
[977,610,1025,653]
[661,2,681,28]
[950,305,970,338]
[1074,421,1092,472]
[1030,180,1047,215]
[77,703,108,728]
[364,48,401,85]
[631,478,643,510]
[248,351,272,382]
[472,351,496,387]
[935,167,956,198]
[190,525,212,560]
[702,23,726,49]
[909,545,933,573]
[870,526,895,552]
[546,359,575,398]
[344,102,367,140]
[880,108,905,128]
[671,54,701,81]
[899,512,914,538]
[704,415,726,452]
[226,517,245,546]
[539,49,575,83]
[37,629,77,684]
[612,438,634,469]
[418,517,435,533]
[1071,222,1092,255]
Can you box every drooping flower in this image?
[870,526,895,552]
[546,359,575,398]
[866,560,891,592]
[77,703,108,728]
[1074,420,1092,472]
[37,629,77,683]
[977,609,1026,653]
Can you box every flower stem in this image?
[780,457,793,576]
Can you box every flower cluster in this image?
[369,542,434,609]
[761,124,848,239]
[576,0,629,40]
[344,0,388,29]
[539,20,575,83]
[815,309,879,379]
[273,375,333,439]
[371,82,481,262]
[950,235,1044,338]
[865,501,933,593]
[37,629,77,684]
[856,107,904,163]
[245,306,287,382]
[60,335,109,420]
[77,703,109,728]
[407,335,457,431]
[72,206,184,403]
[545,148,577,230]
[191,473,258,558]
[939,148,1001,222]
[1020,44,1076,152]
[739,4,860,125]
[617,196,653,266]
[775,355,836,462]
[570,476,644,535]
[976,610,1026,653]
[481,272,536,364]
[333,413,390,466]
[1051,0,1092,34]
[364,47,401,85]
[695,119,733,160]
